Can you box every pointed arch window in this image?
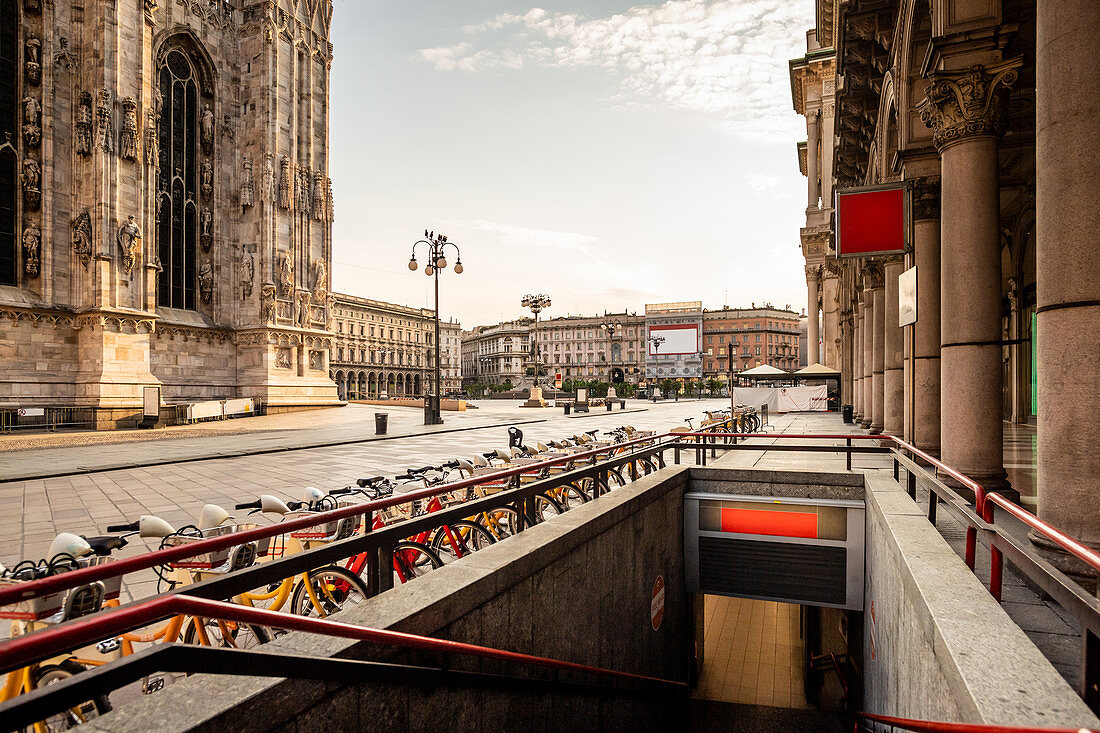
[0,0,19,286]
[156,48,200,309]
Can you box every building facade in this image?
[0,0,339,426]
[328,293,434,400]
[439,319,461,394]
[645,302,703,382]
[539,312,645,384]
[701,305,801,380]
[460,320,530,387]
[789,1,1100,551]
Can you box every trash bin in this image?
[842,405,853,424]
[564,403,571,415]
[606,401,613,412]
[375,413,388,435]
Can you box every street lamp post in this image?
[409,230,464,425]
[600,318,621,399]
[520,293,551,407]
[647,334,665,401]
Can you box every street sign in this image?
[899,265,917,327]
[555,373,562,389]
[835,182,909,258]
[650,575,665,631]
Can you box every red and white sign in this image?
[650,575,665,631]
[835,183,909,259]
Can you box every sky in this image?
[328,0,815,327]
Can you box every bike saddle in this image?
[81,536,127,556]
[457,458,476,474]
[535,442,549,453]
[494,448,512,462]
[472,455,490,468]
[584,429,599,436]
[356,476,385,487]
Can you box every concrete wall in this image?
[89,468,694,732]
[862,471,1098,727]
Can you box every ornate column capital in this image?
[918,58,1022,152]
[909,176,941,220]
[804,264,821,284]
[862,262,884,291]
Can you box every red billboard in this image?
[835,183,909,258]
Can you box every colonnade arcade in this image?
[328,370,422,401]
[791,0,1100,558]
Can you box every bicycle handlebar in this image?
[106,522,139,533]
[234,500,262,510]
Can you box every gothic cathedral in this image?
[0,0,340,427]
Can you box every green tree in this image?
[705,378,722,396]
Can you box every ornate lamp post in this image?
[409,230,464,425]
[520,293,551,407]
[648,334,665,400]
[600,318,621,399]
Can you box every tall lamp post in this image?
[648,334,665,401]
[600,318,621,399]
[409,230,464,425]
[520,293,551,407]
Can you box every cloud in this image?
[418,1,813,139]
[457,219,599,256]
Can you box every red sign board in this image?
[720,507,818,539]
[651,575,665,631]
[835,183,908,258]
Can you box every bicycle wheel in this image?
[607,468,626,487]
[476,506,522,540]
[559,483,589,509]
[531,493,564,523]
[290,566,369,617]
[183,616,270,650]
[31,660,111,730]
[431,520,496,563]
[392,540,443,584]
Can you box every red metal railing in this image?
[858,711,1098,732]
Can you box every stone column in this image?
[822,272,840,369]
[840,312,853,408]
[807,111,820,208]
[1036,0,1100,546]
[912,179,942,455]
[870,269,885,435]
[883,258,904,436]
[861,282,874,430]
[806,265,820,365]
[853,295,865,422]
[920,61,1020,491]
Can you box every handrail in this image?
[0,431,672,606]
[858,711,1098,733]
[0,594,685,691]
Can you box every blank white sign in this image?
[649,326,698,355]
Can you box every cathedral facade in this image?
[0,0,339,427]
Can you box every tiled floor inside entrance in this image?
[693,595,807,708]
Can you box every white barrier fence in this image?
[184,398,255,423]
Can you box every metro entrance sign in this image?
[835,182,909,259]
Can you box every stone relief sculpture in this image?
[117,215,142,275]
[200,104,215,153]
[24,0,41,12]
[296,290,312,328]
[201,159,213,199]
[311,259,326,296]
[143,0,158,23]
[76,92,93,156]
[308,351,322,371]
[312,172,325,221]
[296,168,310,212]
[262,153,274,203]
[71,211,92,268]
[22,96,40,148]
[278,156,292,209]
[274,350,291,369]
[199,209,212,250]
[24,37,41,86]
[118,97,138,161]
[279,252,293,294]
[240,157,254,207]
[53,38,76,71]
[325,293,336,330]
[239,250,254,299]
[22,222,40,278]
[221,114,234,142]
[21,158,40,210]
[261,284,277,324]
[198,261,214,304]
[96,89,112,153]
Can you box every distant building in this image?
[701,305,802,380]
[645,302,704,383]
[539,312,645,384]
[328,294,435,400]
[440,320,462,394]
[460,320,530,387]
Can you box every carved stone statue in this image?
[297,168,310,212]
[297,290,312,328]
[201,159,213,199]
[118,98,138,161]
[312,172,325,221]
[279,252,293,294]
[76,92,93,156]
[21,96,40,148]
[311,259,326,296]
[240,157,254,207]
[22,222,40,278]
[24,0,41,13]
[24,37,41,86]
[96,89,111,153]
[261,284,277,324]
[145,93,161,167]
[325,293,337,330]
[21,158,40,210]
[279,156,292,209]
[143,0,158,23]
[326,178,334,220]
[198,260,214,304]
[71,211,92,269]
[262,153,274,203]
[274,350,291,369]
[200,104,215,153]
[199,209,212,250]
[117,215,142,275]
[240,250,254,299]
